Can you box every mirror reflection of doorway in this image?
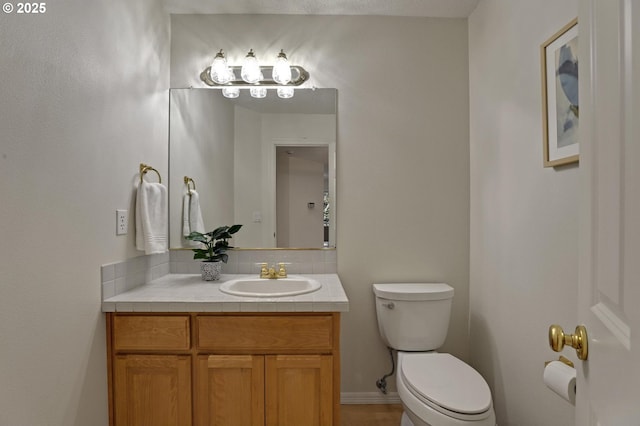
[276,146,329,248]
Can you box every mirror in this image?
[169,88,337,249]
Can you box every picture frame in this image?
[541,18,579,167]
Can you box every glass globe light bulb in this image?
[241,49,262,84]
[272,50,292,85]
[277,87,294,99]
[210,50,232,84]
[250,87,267,98]
[222,87,239,98]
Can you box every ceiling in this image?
[163,0,480,18]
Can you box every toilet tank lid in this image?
[372,283,454,301]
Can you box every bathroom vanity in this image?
[102,273,348,426]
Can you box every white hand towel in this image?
[182,193,191,237]
[135,180,168,255]
[182,191,205,246]
[188,190,205,235]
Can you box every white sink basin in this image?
[219,275,322,298]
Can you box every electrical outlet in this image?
[116,210,128,235]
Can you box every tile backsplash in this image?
[101,249,337,299]
[100,252,170,300]
[170,249,337,275]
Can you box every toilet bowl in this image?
[373,283,496,426]
[397,352,495,426]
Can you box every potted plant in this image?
[186,224,242,281]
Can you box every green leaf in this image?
[186,232,208,244]
[210,226,228,240]
[193,251,209,260]
[228,224,242,234]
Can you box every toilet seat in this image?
[400,353,492,421]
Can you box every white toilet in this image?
[373,283,496,426]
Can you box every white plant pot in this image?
[201,262,222,281]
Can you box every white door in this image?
[575,0,640,424]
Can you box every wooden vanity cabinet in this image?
[196,354,265,426]
[196,354,333,426]
[106,312,340,426]
[264,354,333,426]
[113,354,192,426]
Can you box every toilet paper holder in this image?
[545,355,574,368]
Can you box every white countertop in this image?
[102,273,349,313]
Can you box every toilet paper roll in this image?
[543,360,576,404]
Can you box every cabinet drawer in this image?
[113,315,191,351]
[197,315,333,352]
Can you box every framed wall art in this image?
[541,18,579,167]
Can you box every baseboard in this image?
[340,391,401,404]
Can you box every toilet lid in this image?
[401,353,491,415]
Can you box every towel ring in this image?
[140,163,161,184]
[184,176,196,193]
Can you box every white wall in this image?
[468,1,579,424]
[277,155,325,247]
[0,0,169,424]
[169,89,235,247]
[263,113,336,248]
[171,14,470,394]
[233,106,264,246]
[233,110,336,247]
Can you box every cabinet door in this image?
[265,355,333,426]
[114,354,191,426]
[195,355,265,426]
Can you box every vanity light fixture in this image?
[200,48,309,99]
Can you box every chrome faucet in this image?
[260,262,288,279]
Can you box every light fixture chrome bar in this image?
[200,65,309,87]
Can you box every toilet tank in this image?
[373,283,454,351]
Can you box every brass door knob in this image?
[549,324,588,360]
